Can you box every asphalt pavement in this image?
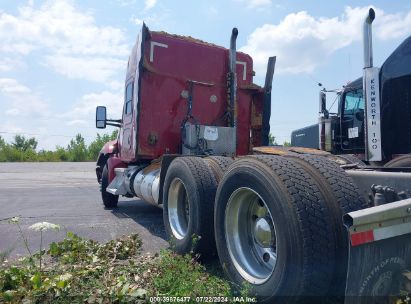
[0,162,168,259]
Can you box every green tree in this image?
[12,135,38,152]
[67,134,87,162]
[283,141,291,147]
[55,146,69,161]
[87,130,118,161]
[0,136,5,148]
[0,136,7,162]
[268,133,277,146]
[0,131,120,162]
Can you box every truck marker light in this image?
[350,230,374,246]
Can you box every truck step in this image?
[106,168,128,195]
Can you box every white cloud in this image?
[0,120,69,151]
[0,78,31,94]
[247,0,271,9]
[0,121,24,134]
[144,0,157,11]
[108,81,124,91]
[116,0,157,10]
[116,0,137,6]
[375,10,411,40]
[241,6,411,76]
[0,78,49,117]
[0,0,129,85]
[44,55,126,83]
[61,90,123,127]
[130,16,144,26]
[129,12,168,28]
[0,42,35,55]
[0,1,128,56]
[0,79,53,148]
[66,119,88,126]
[0,58,24,72]
[234,0,271,9]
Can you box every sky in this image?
[1,0,411,149]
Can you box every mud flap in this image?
[343,199,411,303]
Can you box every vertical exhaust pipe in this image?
[228,28,238,150]
[262,56,276,146]
[362,8,382,161]
[229,28,238,129]
[363,8,375,68]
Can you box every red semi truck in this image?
[95,11,411,303]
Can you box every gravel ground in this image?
[0,162,168,259]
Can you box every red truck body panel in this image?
[119,25,264,162]
[107,156,127,182]
[101,140,118,154]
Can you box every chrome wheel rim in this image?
[225,187,277,284]
[168,178,190,240]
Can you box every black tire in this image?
[163,157,217,257]
[205,156,234,182]
[284,154,368,296]
[384,154,411,168]
[101,164,119,208]
[214,155,337,302]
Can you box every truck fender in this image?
[107,156,127,183]
[96,140,119,183]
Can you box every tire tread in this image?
[250,155,336,296]
[163,157,218,256]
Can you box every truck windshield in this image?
[344,89,364,113]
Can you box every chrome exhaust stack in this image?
[228,28,238,149]
[229,27,238,129]
[362,8,382,162]
[262,56,276,146]
[363,8,375,69]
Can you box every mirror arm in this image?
[106,119,122,123]
[106,122,122,128]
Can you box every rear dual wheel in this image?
[214,155,366,302]
[205,156,234,182]
[283,154,368,296]
[162,157,217,257]
[215,156,337,302]
[224,186,278,285]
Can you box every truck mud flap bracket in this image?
[107,168,128,196]
[343,198,411,303]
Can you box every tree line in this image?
[0,131,118,162]
[0,131,290,162]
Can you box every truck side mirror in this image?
[96,106,107,129]
[319,91,326,113]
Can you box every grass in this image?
[1,231,411,303]
[0,232,235,303]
